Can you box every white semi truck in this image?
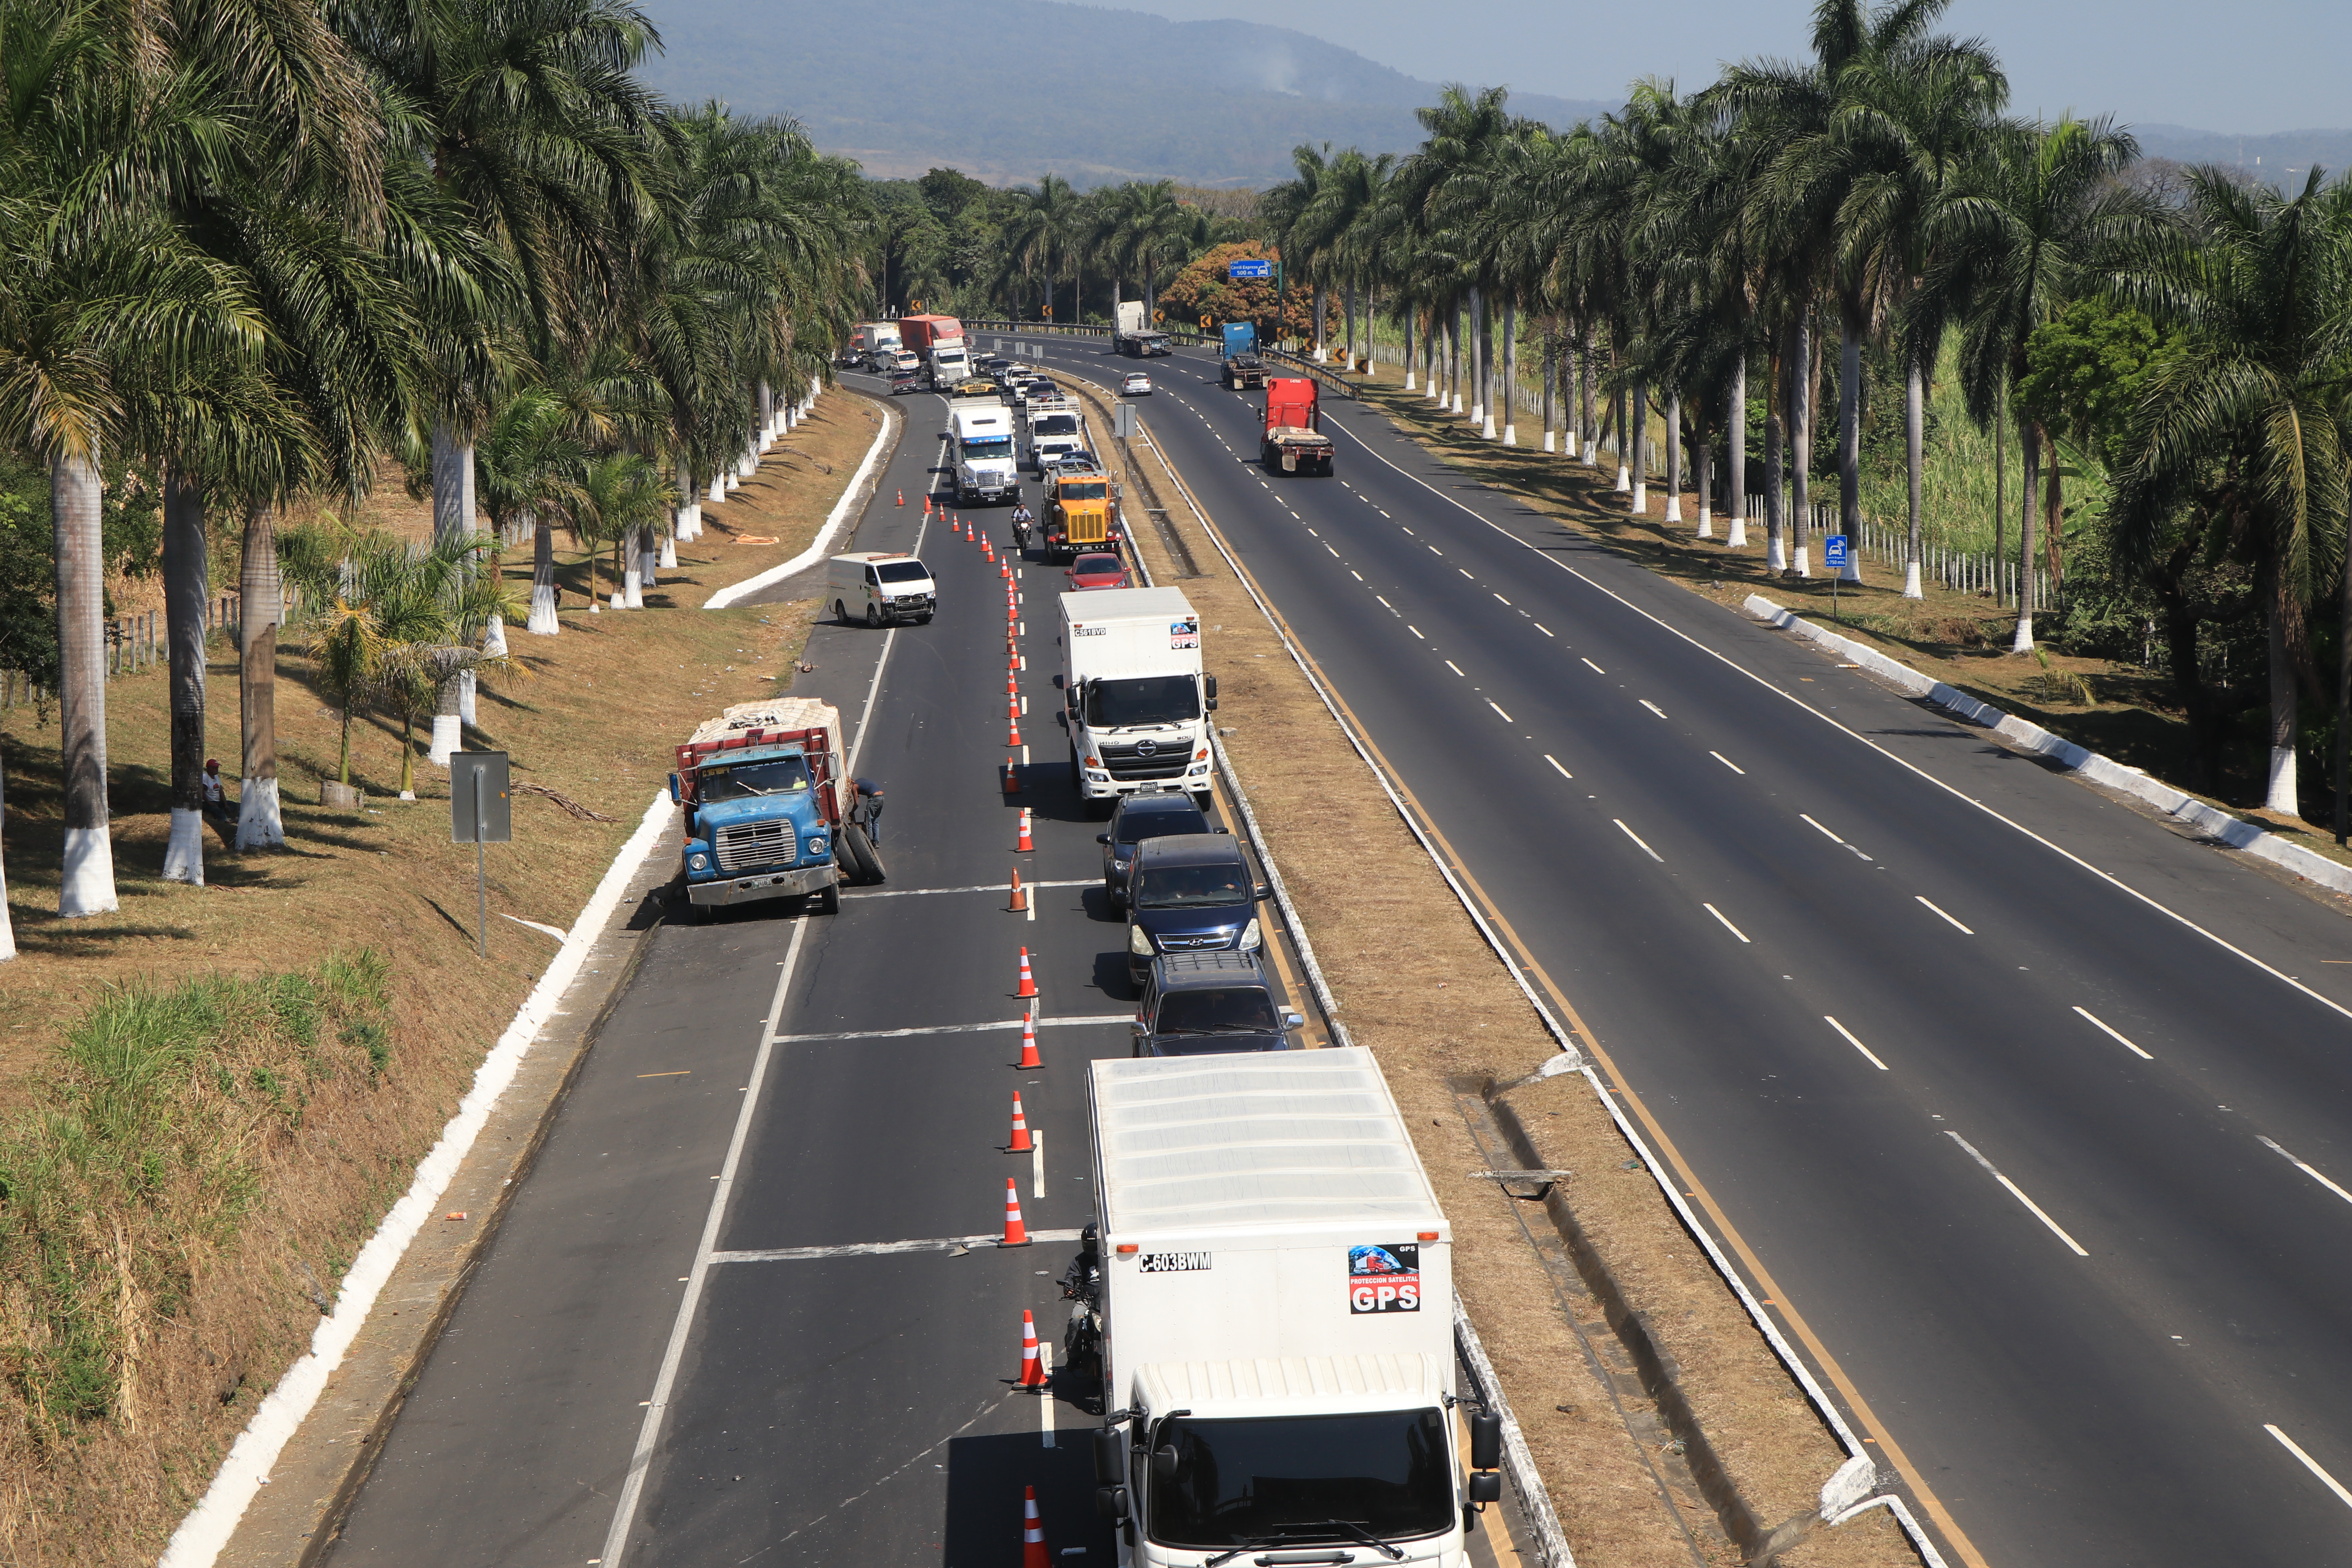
[948,400,1020,505]
[1024,394,1088,474]
[1061,587,1216,809]
[1071,1052,1505,1567]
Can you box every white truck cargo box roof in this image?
[1091,1052,1445,1241]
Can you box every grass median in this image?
[0,388,881,1563]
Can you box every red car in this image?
[1065,551,1131,590]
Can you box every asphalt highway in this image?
[995,333,2352,1568]
[319,384,1530,1568]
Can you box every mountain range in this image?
[634,1,2349,191]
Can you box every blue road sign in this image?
[1227,259,1273,279]
[1824,534,1850,571]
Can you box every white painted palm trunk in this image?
[1766,535,1784,570]
[679,501,701,539]
[1615,465,1630,493]
[1406,369,1417,390]
[610,589,625,610]
[1697,504,1711,540]
[529,583,559,634]
[1632,480,1646,514]
[1842,552,1863,584]
[2012,613,2034,653]
[641,543,659,588]
[1903,561,1923,599]
[709,476,727,505]
[163,807,205,885]
[1543,431,1554,453]
[1451,392,1463,416]
[623,560,644,609]
[1727,513,1747,548]
[235,777,283,850]
[660,535,677,569]
[484,614,508,657]
[1503,421,1516,446]
[2268,748,2299,814]
[60,828,118,915]
[1482,414,1497,440]
[1666,494,1683,524]
[1794,547,1811,577]
[430,713,461,766]
[458,668,477,727]
[0,872,14,960]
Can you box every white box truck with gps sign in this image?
[1065,1052,1505,1567]
[1062,587,1216,811]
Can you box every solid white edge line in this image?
[2267,1425,2352,1510]
[1096,339,1937,1568]
[1544,754,1573,780]
[157,789,680,1568]
[1944,1131,2090,1256]
[600,916,810,1568]
[1916,896,1975,935]
[1613,819,1664,863]
[2071,1005,2154,1060]
[1710,750,1746,775]
[704,394,899,609]
[2257,1135,2352,1207]
[1824,1015,1890,1071]
[1800,813,1846,844]
[1319,388,2352,1034]
[1702,903,1751,944]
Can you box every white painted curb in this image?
[157,789,679,1568]
[1744,594,2352,900]
[703,396,898,610]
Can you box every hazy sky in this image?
[1084,0,2346,136]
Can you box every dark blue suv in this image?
[1125,835,1267,989]
[1098,790,1215,913]
[1132,951,1303,1056]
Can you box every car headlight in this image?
[1187,762,1209,775]
[1239,918,1261,952]
[1129,925,1153,956]
[1111,857,1130,871]
[807,838,829,857]
[1085,770,1110,782]
[688,852,708,871]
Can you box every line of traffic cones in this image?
[1008,1093,1033,1153]
[1002,1177,1029,1246]
[1018,1012,1042,1068]
[1015,808,1033,852]
[1009,868,1029,913]
[1015,946,1037,995]
[1020,1486,1050,1566]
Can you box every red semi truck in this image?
[1260,376,1334,475]
[895,314,964,355]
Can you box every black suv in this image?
[1098,790,1215,912]
[1132,951,1302,1056]
[1125,834,1267,988]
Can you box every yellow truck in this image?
[1043,465,1118,561]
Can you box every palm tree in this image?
[1004,174,1080,321]
[476,383,588,633]
[2104,169,2352,817]
[573,450,671,610]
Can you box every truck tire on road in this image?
[838,821,884,884]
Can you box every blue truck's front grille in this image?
[713,819,795,872]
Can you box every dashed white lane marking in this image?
[1801,813,1846,844]
[1445,660,1466,676]
[1613,820,1664,862]
[1033,1129,1046,1198]
[1307,527,1318,536]
[1350,570,1364,581]
[1711,751,1746,774]
[2267,1425,2352,1511]
[1429,545,1444,556]
[1825,1015,1890,1071]
[1409,626,1424,639]
[2072,1005,2154,1060]
[1639,699,1668,719]
[1401,525,1414,534]
[1534,623,1553,637]
[1325,543,1339,557]
[1040,1340,1056,1446]
[2258,1135,2352,1208]
[1581,657,1606,675]
[709,1229,1087,1263]
[1458,567,1474,579]
[1494,593,1511,605]
[1945,1131,2089,1255]
[1488,701,1514,722]
[1376,595,1393,608]
[773,1014,1134,1044]
[1916,896,1975,935]
[1703,903,1751,943]
[1545,755,1573,780]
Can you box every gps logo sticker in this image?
[1347,1241,1421,1314]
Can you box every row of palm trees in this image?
[1219,2,2350,818]
[0,0,869,953]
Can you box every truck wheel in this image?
[865,602,882,628]
[915,613,933,625]
[1069,745,1081,790]
[839,822,884,884]
[810,880,840,916]
[836,599,853,624]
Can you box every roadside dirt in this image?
[1052,370,1916,1568]
[0,394,874,1563]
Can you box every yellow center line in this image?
[1178,468,1993,1568]
[636,1071,691,1078]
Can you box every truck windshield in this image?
[1149,1410,1452,1550]
[1155,989,1278,1035]
[697,756,811,800]
[1086,675,1198,728]
[961,437,1013,458]
[874,561,931,584]
[1132,863,1248,909]
[1033,414,1080,436]
[1059,482,1108,501]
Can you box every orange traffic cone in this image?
[1016,946,1038,996]
[1009,1094,1034,1154]
[1007,667,1019,695]
[1002,1179,1030,1247]
[896,488,905,507]
[1007,712,1022,746]
[1020,1486,1049,1565]
[1004,754,1021,794]
[1018,1013,1043,1069]
[1016,808,1033,853]
[924,494,933,516]
[1016,1308,1046,1383]
[1010,870,1029,913]
[1001,561,1011,580]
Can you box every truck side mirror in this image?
[1092,1428,1125,1485]
[1254,884,1270,901]
[1152,1445,1180,1483]
[1097,834,1111,844]
[1470,1412,1503,1471]
[1468,1472,1503,1505]
[1204,675,1217,701]
[668,773,681,804]
[1095,1485,1130,1522]
[1205,697,1218,712]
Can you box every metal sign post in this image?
[1824,535,1849,621]
[449,750,512,958]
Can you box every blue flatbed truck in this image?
[1220,322,1265,390]
[670,698,882,917]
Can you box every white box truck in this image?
[949,401,1020,505]
[1072,1052,1504,1566]
[1024,394,1089,474]
[1062,587,1216,808]
[853,321,902,360]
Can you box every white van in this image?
[827,552,935,627]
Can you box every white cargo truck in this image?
[949,401,1020,505]
[853,321,902,359]
[1071,1052,1504,1566]
[1024,394,1088,474]
[1061,587,1216,809]
[926,338,973,389]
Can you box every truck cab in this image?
[1261,376,1334,475]
[1062,587,1216,812]
[671,699,875,916]
[1024,396,1087,474]
[927,339,972,388]
[948,402,1019,505]
[1043,464,1116,561]
[1219,323,1264,390]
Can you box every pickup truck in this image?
[1260,376,1334,475]
[670,698,884,916]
